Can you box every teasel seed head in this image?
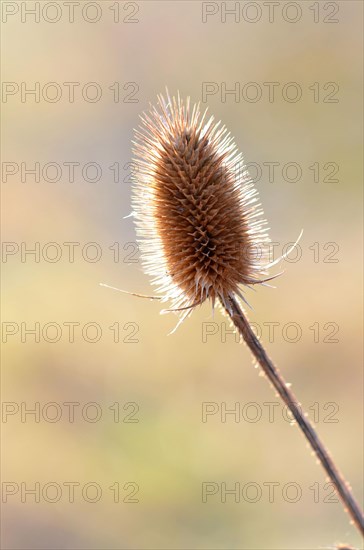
[132,92,271,327]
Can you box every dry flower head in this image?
[132,92,273,329]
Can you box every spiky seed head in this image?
[132,92,270,323]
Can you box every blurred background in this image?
[2,1,363,548]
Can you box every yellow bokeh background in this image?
[2,1,363,548]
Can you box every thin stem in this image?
[224,294,364,536]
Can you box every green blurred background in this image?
[2,1,363,548]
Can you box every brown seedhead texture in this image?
[132,92,270,326]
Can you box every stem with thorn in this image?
[223,294,364,536]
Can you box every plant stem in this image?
[224,293,364,536]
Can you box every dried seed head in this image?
[132,92,270,324]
